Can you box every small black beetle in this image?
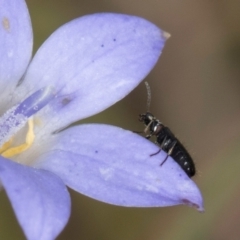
[139,82,195,178]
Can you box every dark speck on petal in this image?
[14,188,21,193]
[61,97,72,106]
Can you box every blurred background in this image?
[1,0,240,239]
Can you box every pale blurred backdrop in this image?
[1,0,240,239]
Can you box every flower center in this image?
[0,118,34,157]
[0,87,55,158]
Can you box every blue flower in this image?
[0,0,203,239]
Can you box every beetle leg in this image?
[167,140,177,155]
[149,135,168,157]
[143,119,153,133]
[160,140,177,166]
[133,130,143,134]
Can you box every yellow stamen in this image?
[1,118,35,158]
[0,138,13,153]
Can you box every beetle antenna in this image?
[145,81,151,112]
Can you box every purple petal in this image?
[35,124,204,211]
[18,13,168,131]
[0,157,71,240]
[14,87,56,117]
[0,0,32,94]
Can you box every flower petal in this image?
[0,157,71,240]
[0,0,32,100]
[18,13,168,131]
[35,124,204,211]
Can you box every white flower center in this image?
[0,86,55,159]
